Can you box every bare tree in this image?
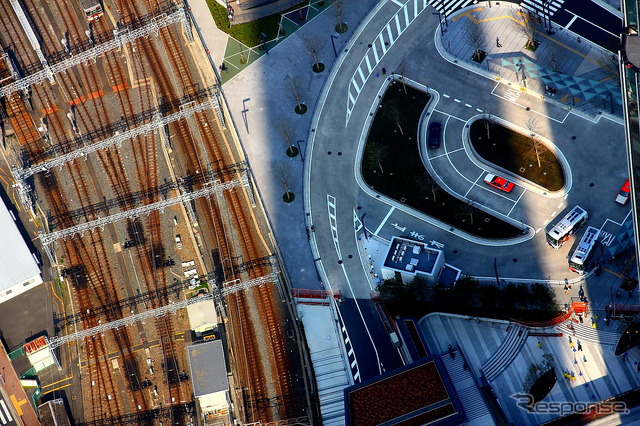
[465,21,485,62]
[525,117,542,168]
[276,120,297,156]
[274,161,294,198]
[597,53,620,86]
[395,58,408,94]
[368,141,387,174]
[334,0,347,33]
[285,75,306,113]
[514,10,538,49]
[383,104,404,135]
[302,35,325,71]
[481,104,497,139]
[549,47,561,73]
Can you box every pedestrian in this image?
[583,355,587,363]
[381,67,386,75]
[578,341,582,351]
[604,317,609,326]
[568,336,572,344]
[579,315,584,324]
[496,37,501,48]
[564,284,569,294]
[538,341,542,349]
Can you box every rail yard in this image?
[0,0,312,424]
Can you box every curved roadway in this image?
[305,2,627,298]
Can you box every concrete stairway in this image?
[481,325,529,382]
[554,321,621,346]
[441,350,491,422]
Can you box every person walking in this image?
[496,37,502,48]
[577,341,582,351]
[538,341,542,349]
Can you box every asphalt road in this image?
[304,0,628,373]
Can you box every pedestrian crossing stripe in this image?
[520,0,565,18]
[347,0,430,123]
[0,400,12,425]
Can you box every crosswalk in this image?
[520,0,565,18]
[0,399,14,426]
[427,0,475,15]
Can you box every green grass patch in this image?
[361,83,523,239]
[470,119,564,191]
[206,0,306,47]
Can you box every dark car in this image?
[427,122,442,149]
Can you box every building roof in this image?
[187,298,218,330]
[344,356,465,426]
[0,199,40,292]
[186,340,228,397]
[383,236,441,276]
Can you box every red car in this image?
[484,173,515,193]
[615,179,630,205]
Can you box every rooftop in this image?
[383,236,441,276]
[0,199,41,293]
[345,356,464,426]
[186,340,228,397]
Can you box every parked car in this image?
[484,173,515,193]
[427,122,442,149]
[615,179,631,205]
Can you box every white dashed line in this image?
[543,220,549,225]
[557,202,564,208]
[536,228,542,233]
[454,98,461,103]
[443,93,450,98]
[465,103,472,108]
[476,108,483,112]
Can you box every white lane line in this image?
[374,206,396,235]
[476,108,483,112]
[386,23,394,44]
[403,3,409,26]
[389,0,403,6]
[431,147,464,160]
[507,189,527,216]
[378,33,387,54]
[551,211,557,217]
[372,43,380,62]
[327,194,342,260]
[464,103,472,108]
[454,98,461,103]
[565,14,578,29]
[443,93,450,98]
[536,228,542,233]
[432,109,467,122]
[357,66,366,85]
[464,172,485,197]
[557,202,564,208]
[543,220,549,225]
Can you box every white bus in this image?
[80,0,103,21]
[568,226,600,274]
[546,205,588,249]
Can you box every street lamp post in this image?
[330,34,339,58]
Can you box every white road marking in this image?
[565,14,578,28]
[454,98,461,103]
[327,194,342,259]
[365,55,372,73]
[557,202,564,208]
[378,33,387,54]
[551,211,557,217]
[443,93,450,98]
[507,189,526,216]
[464,172,485,197]
[476,108,483,112]
[432,109,467,122]
[374,206,396,235]
[431,147,464,160]
[389,0,403,6]
[464,103,472,108]
[386,23,394,44]
[394,14,402,36]
[543,220,549,225]
[536,228,542,233]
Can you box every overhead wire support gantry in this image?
[0,3,188,98]
[46,274,278,349]
[38,175,250,246]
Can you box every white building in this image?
[0,199,42,303]
[380,236,445,285]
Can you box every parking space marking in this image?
[374,206,396,235]
[507,189,526,216]
[432,109,467,122]
[464,172,485,197]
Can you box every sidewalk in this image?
[439,3,622,118]
[190,0,379,290]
